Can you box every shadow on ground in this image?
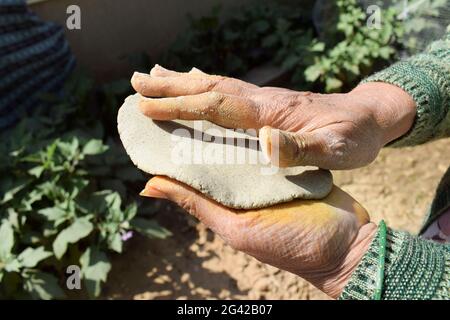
[103,201,248,299]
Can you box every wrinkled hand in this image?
[130,65,412,297]
[131,65,416,169]
[141,176,377,298]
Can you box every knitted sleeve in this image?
[362,28,450,147]
[339,226,450,300]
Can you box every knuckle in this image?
[292,93,314,107]
[290,134,306,162]
[208,77,224,91]
[207,91,224,102]
[178,194,198,216]
[206,91,226,111]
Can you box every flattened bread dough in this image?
[117,94,333,209]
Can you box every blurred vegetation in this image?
[0,73,171,299]
[162,0,447,92]
[161,2,314,77]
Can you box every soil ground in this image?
[103,138,450,300]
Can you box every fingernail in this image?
[140,185,168,199]
[155,64,167,70]
[258,126,272,163]
[131,71,142,83]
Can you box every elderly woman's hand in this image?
[141,176,377,298]
[131,65,416,169]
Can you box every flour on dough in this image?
[117,94,333,209]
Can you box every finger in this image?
[131,72,217,97]
[150,65,207,78]
[131,72,258,98]
[149,64,181,77]
[140,176,240,238]
[189,67,207,75]
[139,91,261,129]
[187,67,257,90]
[259,126,327,168]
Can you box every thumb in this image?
[259,126,326,168]
[140,176,239,236]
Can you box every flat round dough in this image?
[117,94,333,209]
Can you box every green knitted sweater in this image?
[339,29,450,300]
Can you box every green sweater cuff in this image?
[339,227,450,300]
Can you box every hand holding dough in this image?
[131,65,415,170]
[140,175,374,298]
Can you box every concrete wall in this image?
[29,0,255,80]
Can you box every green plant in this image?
[0,73,171,299]
[304,0,404,92]
[163,0,414,92]
[393,0,449,53]
[162,2,313,77]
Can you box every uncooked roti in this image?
[117,94,333,209]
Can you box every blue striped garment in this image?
[0,0,75,129]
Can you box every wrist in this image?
[311,223,378,299]
[349,82,416,146]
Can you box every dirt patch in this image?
[103,138,450,300]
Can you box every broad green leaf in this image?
[104,191,123,220]
[124,202,137,221]
[53,218,94,259]
[18,247,52,268]
[378,46,393,59]
[20,189,44,212]
[80,247,111,298]
[38,207,67,221]
[7,208,20,229]
[310,41,325,52]
[0,221,14,260]
[82,139,108,155]
[35,180,58,199]
[28,165,45,178]
[130,218,172,239]
[78,190,110,214]
[0,178,28,205]
[4,258,21,272]
[57,138,79,160]
[108,233,122,253]
[24,271,65,300]
[325,77,343,92]
[304,64,322,82]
